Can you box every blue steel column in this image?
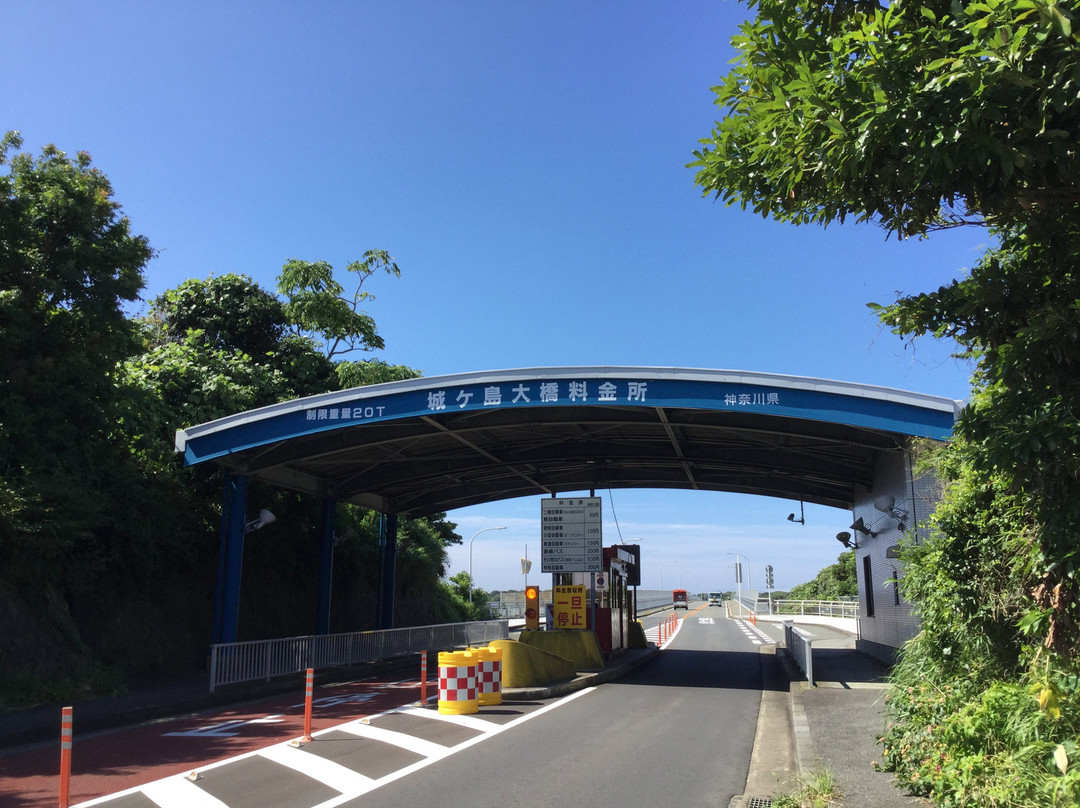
[315,497,336,635]
[376,512,398,629]
[216,473,249,645]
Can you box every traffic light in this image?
[524,585,540,630]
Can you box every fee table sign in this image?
[541,497,602,573]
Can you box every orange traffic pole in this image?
[59,706,72,808]
[302,668,314,743]
[420,650,428,703]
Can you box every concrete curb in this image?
[775,646,816,775]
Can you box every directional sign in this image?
[540,497,602,573]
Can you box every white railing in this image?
[209,620,509,692]
[784,621,815,686]
[769,599,857,619]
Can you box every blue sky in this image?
[5,1,984,591]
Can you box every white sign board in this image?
[541,497,603,573]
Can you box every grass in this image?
[771,769,841,808]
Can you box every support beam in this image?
[376,512,398,629]
[215,473,249,645]
[315,497,336,635]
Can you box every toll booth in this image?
[567,544,639,656]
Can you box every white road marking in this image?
[140,776,232,808]
[336,720,451,758]
[77,687,599,808]
[735,619,776,645]
[163,715,285,738]
[258,743,376,794]
[396,705,500,733]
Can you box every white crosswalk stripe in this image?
[258,743,376,795]
[141,776,231,808]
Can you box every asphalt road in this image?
[352,607,768,808]
[4,606,779,808]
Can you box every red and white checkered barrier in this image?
[477,657,502,706]
[439,665,477,702]
[437,650,479,714]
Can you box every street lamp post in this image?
[468,526,507,603]
[659,560,674,590]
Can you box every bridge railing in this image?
[209,620,509,692]
[768,599,857,619]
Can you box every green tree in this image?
[446,571,494,620]
[126,275,335,440]
[335,358,423,390]
[787,551,857,600]
[691,0,1080,239]
[691,3,1080,802]
[277,251,400,360]
[0,133,165,701]
[0,131,151,473]
[126,266,468,641]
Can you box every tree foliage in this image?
[0,131,151,467]
[693,3,1080,803]
[787,551,857,600]
[277,251,400,360]
[0,133,470,705]
[692,0,1080,238]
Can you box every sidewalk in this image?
[784,639,931,808]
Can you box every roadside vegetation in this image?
[785,552,857,602]
[772,769,841,808]
[693,2,1080,804]
[0,131,475,710]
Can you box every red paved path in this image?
[0,675,427,808]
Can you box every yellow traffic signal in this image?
[524,585,540,630]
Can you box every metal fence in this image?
[769,599,858,619]
[491,589,675,618]
[783,621,815,686]
[209,620,509,692]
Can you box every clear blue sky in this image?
[5,1,983,592]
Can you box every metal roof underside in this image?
[176,367,958,516]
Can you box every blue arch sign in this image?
[176,367,959,467]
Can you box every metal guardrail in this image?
[493,590,676,618]
[769,599,857,619]
[784,621,815,686]
[209,620,509,692]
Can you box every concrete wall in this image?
[850,446,940,662]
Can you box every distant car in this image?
[672,589,689,610]
[708,592,722,606]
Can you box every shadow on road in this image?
[613,648,787,692]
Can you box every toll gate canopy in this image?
[175,366,959,516]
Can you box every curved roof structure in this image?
[175,366,959,516]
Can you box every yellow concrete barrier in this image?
[490,639,576,688]
[516,629,604,670]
